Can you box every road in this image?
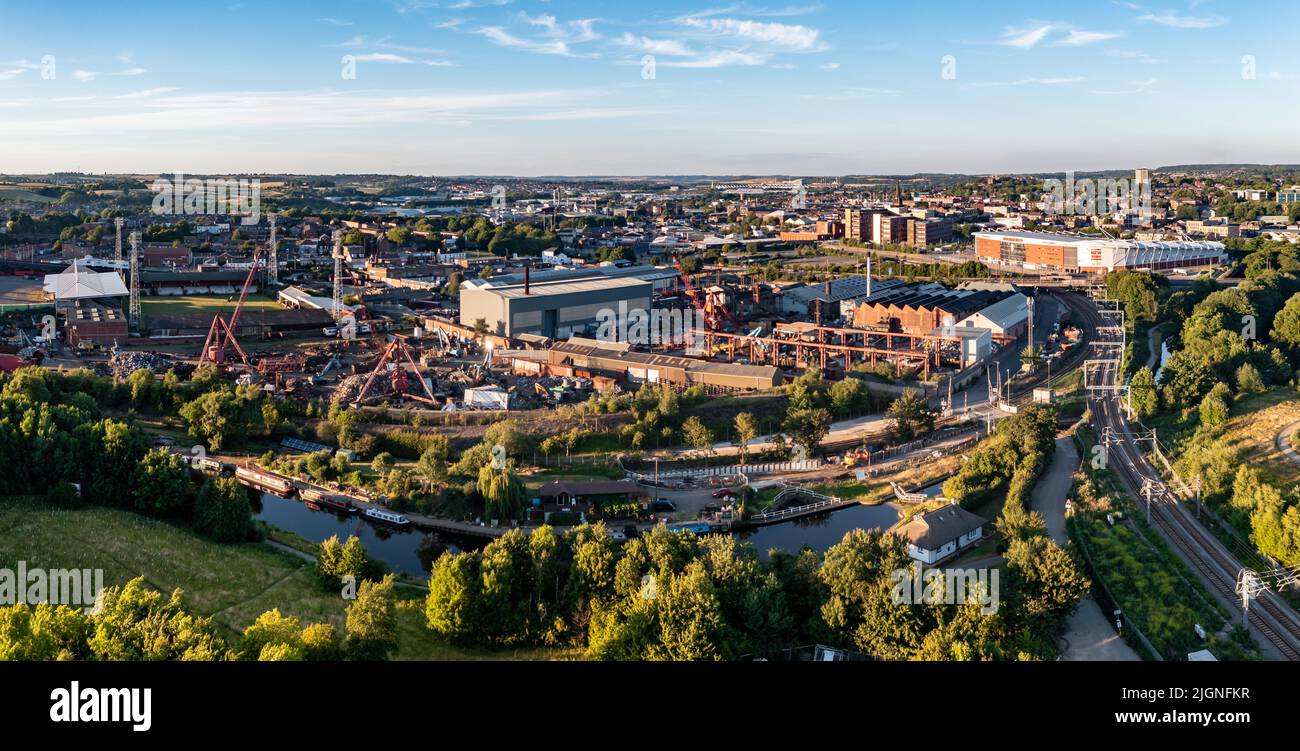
[1276,420,1300,468]
[1029,436,1140,661]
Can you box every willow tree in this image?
[477,463,526,521]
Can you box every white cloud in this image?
[615,33,695,57]
[0,87,636,136]
[1137,12,1227,29]
[1056,30,1121,46]
[476,27,596,58]
[680,17,822,51]
[115,87,180,99]
[118,67,148,76]
[971,76,1085,87]
[1108,49,1166,64]
[1000,24,1054,49]
[319,17,353,27]
[73,70,98,82]
[659,51,770,68]
[355,53,417,63]
[820,62,839,70]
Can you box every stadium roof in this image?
[42,262,128,301]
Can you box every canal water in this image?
[733,481,946,560]
[252,480,948,573]
[250,492,486,578]
[734,502,902,560]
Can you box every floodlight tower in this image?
[332,233,343,319]
[267,214,278,286]
[114,218,124,265]
[128,232,141,328]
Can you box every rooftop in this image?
[897,505,987,550]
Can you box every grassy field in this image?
[0,498,579,661]
[1196,389,1300,487]
[141,293,283,317]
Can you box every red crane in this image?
[199,242,264,366]
[672,254,733,330]
[352,335,439,405]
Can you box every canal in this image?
[251,492,487,578]
[252,481,947,574]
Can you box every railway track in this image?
[1082,299,1300,660]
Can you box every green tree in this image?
[829,377,868,418]
[1199,382,1231,427]
[681,416,714,460]
[191,476,253,543]
[783,407,832,457]
[887,388,935,441]
[86,578,228,661]
[734,411,758,464]
[130,448,193,518]
[1234,361,1266,395]
[1128,366,1159,418]
[477,463,526,521]
[425,551,482,643]
[345,574,398,660]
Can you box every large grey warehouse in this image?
[460,271,652,339]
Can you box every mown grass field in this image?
[140,293,282,317]
[0,498,579,661]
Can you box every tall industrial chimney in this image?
[524,266,531,295]
[866,256,873,297]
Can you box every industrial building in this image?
[779,275,874,321]
[42,259,129,309]
[849,281,1029,341]
[467,263,681,297]
[459,270,653,339]
[504,337,783,392]
[974,231,1226,273]
[42,260,130,345]
[138,270,256,296]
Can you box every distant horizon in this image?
[9,164,1300,181]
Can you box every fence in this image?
[622,458,823,483]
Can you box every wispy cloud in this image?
[1090,77,1159,95]
[115,87,180,99]
[1108,49,1166,64]
[73,69,98,82]
[1056,29,1122,46]
[0,87,642,136]
[614,34,696,57]
[1137,11,1227,28]
[999,24,1055,49]
[970,76,1085,87]
[679,17,823,51]
[319,17,352,27]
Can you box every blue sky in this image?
[1,0,1297,175]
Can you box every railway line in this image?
[1082,297,1300,660]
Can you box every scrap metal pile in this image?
[103,351,192,380]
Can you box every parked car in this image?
[712,488,736,499]
[652,498,677,512]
